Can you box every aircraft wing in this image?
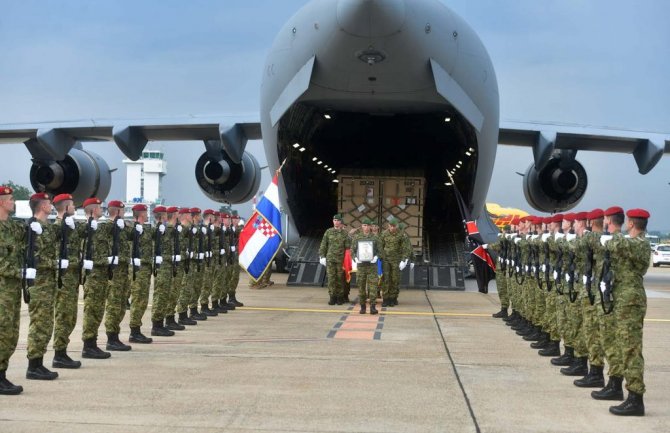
[0,115,261,163]
[498,120,670,174]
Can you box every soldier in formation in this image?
[319,214,350,305]
[489,207,651,416]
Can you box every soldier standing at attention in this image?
[188,207,208,321]
[0,186,25,394]
[198,209,219,317]
[319,214,350,305]
[351,218,382,314]
[51,193,82,368]
[103,200,133,352]
[175,208,197,326]
[128,204,153,344]
[151,206,175,336]
[380,218,409,307]
[226,212,244,308]
[607,208,651,416]
[25,192,59,381]
[164,206,187,329]
[490,225,510,318]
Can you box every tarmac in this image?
[1,266,669,433]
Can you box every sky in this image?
[0,0,668,230]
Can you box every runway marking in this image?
[326,301,384,340]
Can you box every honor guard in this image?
[351,217,382,314]
[150,206,176,336]
[175,207,198,325]
[164,206,187,330]
[319,214,350,305]
[187,208,208,321]
[225,211,244,308]
[379,217,410,307]
[128,204,154,344]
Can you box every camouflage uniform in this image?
[319,226,350,302]
[580,231,606,369]
[82,221,112,342]
[177,223,196,317]
[224,225,241,302]
[490,234,510,311]
[165,222,185,319]
[188,224,206,311]
[103,219,132,336]
[211,224,229,305]
[198,223,216,309]
[0,218,24,372]
[153,223,176,323]
[351,231,382,307]
[379,228,409,305]
[128,223,153,330]
[52,217,81,352]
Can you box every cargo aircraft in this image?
[1,0,669,282]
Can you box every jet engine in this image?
[29,148,112,206]
[523,155,588,213]
[195,151,261,204]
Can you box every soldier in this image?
[103,200,133,351]
[150,206,176,336]
[187,207,208,321]
[175,208,198,326]
[198,209,220,316]
[128,204,153,343]
[351,218,382,314]
[24,192,59,380]
[164,206,188,328]
[606,208,650,416]
[319,214,350,305]
[0,186,25,394]
[225,211,244,308]
[210,212,229,308]
[491,224,510,318]
[51,193,83,368]
[380,218,409,307]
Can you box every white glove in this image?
[65,216,75,230]
[515,266,520,273]
[498,256,502,263]
[107,256,119,265]
[371,256,378,264]
[511,260,515,266]
[188,251,194,259]
[600,282,607,293]
[482,244,488,249]
[399,259,407,271]
[30,221,43,234]
[541,233,551,242]
[209,224,215,231]
[319,257,326,266]
[90,220,98,230]
[231,246,236,252]
[206,251,212,258]
[116,219,125,229]
[505,259,510,265]
[59,259,69,270]
[23,268,37,279]
[410,262,415,270]
[172,255,182,262]
[600,235,613,246]
[83,260,94,270]
[155,256,163,265]
[582,275,588,285]
[177,225,183,233]
[514,237,521,244]
[135,224,144,234]
[191,227,197,234]
[220,249,226,255]
[554,233,564,240]
[133,258,141,267]
[198,253,205,260]
[201,227,207,234]
[531,266,536,273]
[566,233,577,242]
[524,265,529,272]
[531,235,539,240]
[565,274,571,282]
[159,224,166,234]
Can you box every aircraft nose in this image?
[337,0,407,38]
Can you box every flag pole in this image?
[276,158,288,176]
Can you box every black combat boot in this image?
[0,370,22,395]
[369,302,378,315]
[523,327,543,341]
[506,313,522,327]
[106,333,132,351]
[591,376,624,400]
[201,303,218,317]
[328,295,336,306]
[492,307,508,318]
[52,349,82,368]
[381,298,390,308]
[538,340,561,356]
[336,296,344,305]
[391,298,398,306]
[190,306,207,321]
[26,357,58,380]
[178,311,197,326]
[561,356,588,376]
[212,300,228,314]
[609,391,645,416]
[151,320,175,337]
[530,332,550,349]
[229,295,244,307]
[503,310,518,323]
[574,364,605,388]
[359,304,366,314]
[551,346,574,366]
[223,299,235,311]
[516,323,536,337]
[129,327,153,344]
[511,318,528,331]
[82,338,111,359]
[165,315,186,331]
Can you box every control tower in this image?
[123,150,167,206]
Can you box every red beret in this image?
[178,208,191,215]
[534,217,544,225]
[563,213,576,222]
[83,197,101,207]
[166,206,179,214]
[30,192,50,201]
[574,212,588,221]
[153,206,167,213]
[203,209,216,216]
[190,207,201,214]
[542,217,552,225]
[510,216,520,225]
[552,213,564,223]
[587,209,604,220]
[0,186,13,196]
[52,193,73,204]
[132,204,147,212]
[107,200,124,208]
[626,208,650,219]
[604,206,624,216]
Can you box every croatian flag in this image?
[239,174,283,281]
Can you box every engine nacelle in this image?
[30,148,112,206]
[195,151,261,204]
[523,157,588,213]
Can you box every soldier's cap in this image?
[587,209,604,220]
[0,186,13,196]
[388,217,399,226]
[510,216,520,225]
[626,208,650,219]
[83,197,101,208]
[52,193,73,204]
[604,206,624,216]
[132,204,147,212]
[166,206,179,214]
[231,210,239,217]
[563,213,576,222]
[30,192,50,201]
[542,217,553,225]
[107,200,124,209]
[362,217,374,225]
[574,212,588,221]
[332,213,343,221]
[221,212,231,218]
[153,205,167,213]
[532,216,543,225]
[190,207,201,215]
[178,208,191,215]
[551,213,564,223]
[203,209,216,216]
